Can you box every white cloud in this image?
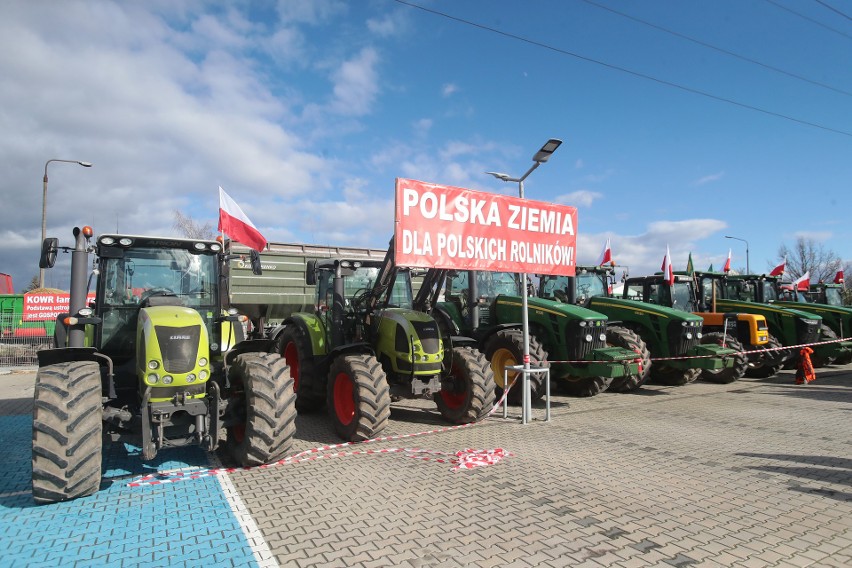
[367,10,409,37]
[556,190,603,207]
[442,83,459,97]
[328,47,380,116]
[692,171,725,186]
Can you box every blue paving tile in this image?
[0,415,260,567]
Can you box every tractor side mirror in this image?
[39,238,58,269]
[305,260,317,285]
[250,250,263,276]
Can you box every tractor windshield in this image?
[669,282,696,311]
[761,281,777,302]
[823,287,843,306]
[576,272,607,301]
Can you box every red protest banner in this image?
[23,292,97,321]
[394,178,577,276]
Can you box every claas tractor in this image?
[33,227,296,503]
[692,271,828,373]
[412,268,642,400]
[541,265,737,389]
[622,273,768,384]
[271,240,495,442]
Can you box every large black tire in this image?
[228,353,297,466]
[699,333,748,384]
[483,329,548,405]
[32,361,103,504]
[557,373,612,397]
[606,326,652,393]
[327,353,391,441]
[744,334,785,378]
[435,347,496,424]
[810,325,838,368]
[279,326,324,412]
[651,366,701,386]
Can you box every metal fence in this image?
[0,313,51,367]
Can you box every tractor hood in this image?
[588,296,703,323]
[495,294,611,322]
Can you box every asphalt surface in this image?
[1,365,850,567]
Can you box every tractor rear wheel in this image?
[810,325,838,368]
[556,374,612,397]
[228,353,297,466]
[327,353,391,441]
[651,366,701,386]
[32,361,103,504]
[700,333,748,384]
[744,335,785,378]
[435,347,496,424]
[483,329,548,406]
[605,326,651,393]
[279,326,324,412]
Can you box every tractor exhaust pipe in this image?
[68,227,90,348]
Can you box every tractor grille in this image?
[411,320,441,355]
[796,318,821,345]
[566,320,607,360]
[668,320,701,356]
[154,325,201,374]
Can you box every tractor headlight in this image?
[100,237,115,245]
[599,333,607,342]
[146,373,159,384]
[186,373,196,383]
[585,334,593,342]
[162,375,174,385]
[199,370,209,380]
[118,238,133,246]
[696,332,703,339]
[148,360,159,370]
[682,321,688,327]
[579,321,587,327]
[198,357,208,367]
[686,332,693,340]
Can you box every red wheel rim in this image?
[333,372,355,425]
[284,341,300,391]
[440,362,467,409]
[232,423,245,443]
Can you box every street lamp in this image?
[40,159,92,288]
[724,235,750,274]
[486,138,562,423]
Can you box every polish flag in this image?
[661,245,674,286]
[834,270,844,284]
[769,256,786,277]
[723,249,732,273]
[218,186,267,252]
[792,271,810,292]
[597,238,612,266]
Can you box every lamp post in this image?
[724,235,750,274]
[40,159,92,288]
[486,138,562,423]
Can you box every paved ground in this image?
[1,364,850,567]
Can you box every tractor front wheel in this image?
[327,354,391,441]
[483,329,548,405]
[32,361,103,504]
[811,325,838,368]
[435,347,496,424]
[700,333,748,384]
[744,335,785,378]
[651,366,701,386]
[279,326,324,412]
[228,353,297,466]
[606,326,651,393]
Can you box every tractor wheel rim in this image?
[491,348,518,389]
[284,342,300,391]
[440,365,467,409]
[333,372,355,426]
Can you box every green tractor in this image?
[692,271,830,373]
[769,277,852,366]
[271,241,495,441]
[33,227,297,504]
[541,266,737,389]
[412,269,642,400]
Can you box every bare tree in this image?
[776,237,842,283]
[23,275,40,293]
[173,210,215,240]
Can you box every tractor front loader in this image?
[32,227,296,504]
[271,239,495,442]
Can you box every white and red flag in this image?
[661,245,674,286]
[218,186,267,252]
[723,249,732,273]
[834,270,845,284]
[792,271,810,291]
[769,256,786,277]
[597,238,612,266]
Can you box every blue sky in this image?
[1,0,850,291]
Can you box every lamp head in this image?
[485,171,512,182]
[532,138,562,163]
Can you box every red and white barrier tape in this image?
[128,378,520,488]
